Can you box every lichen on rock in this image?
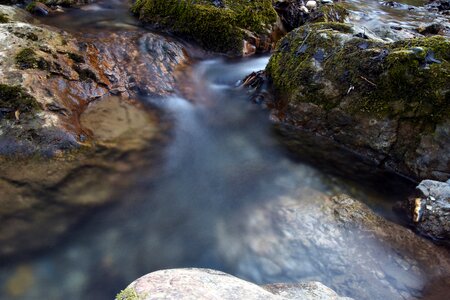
[0,12,9,23]
[116,287,139,300]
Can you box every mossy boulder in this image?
[131,0,280,56]
[266,23,450,181]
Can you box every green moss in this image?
[267,23,354,109]
[12,31,39,41]
[311,3,349,23]
[74,66,97,82]
[15,48,49,70]
[68,52,85,63]
[116,287,139,300]
[131,0,277,55]
[267,23,450,124]
[0,13,10,23]
[0,84,40,114]
[26,1,37,12]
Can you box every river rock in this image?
[0,4,187,258]
[26,2,51,16]
[131,0,283,56]
[274,0,348,32]
[263,22,450,182]
[0,5,186,156]
[116,268,352,300]
[407,179,450,243]
[426,0,450,13]
[216,192,450,299]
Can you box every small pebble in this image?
[306,0,317,10]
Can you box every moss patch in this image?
[12,30,39,41]
[131,0,278,55]
[311,3,349,23]
[26,1,37,12]
[0,84,40,113]
[15,48,49,70]
[68,52,85,63]
[267,23,450,123]
[0,13,9,23]
[116,287,139,300]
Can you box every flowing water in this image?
[1,1,448,299]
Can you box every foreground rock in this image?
[407,179,450,244]
[116,268,352,300]
[263,281,353,300]
[131,0,283,56]
[262,22,450,182]
[217,193,450,299]
[0,5,187,258]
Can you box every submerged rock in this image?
[116,268,352,300]
[407,179,450,243]
[264,22,450,181]
[131,0,283,56]
[217,193,450,299]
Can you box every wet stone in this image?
[407,179,450,243]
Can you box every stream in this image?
[0,1,448,299]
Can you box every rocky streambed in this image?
[0,1,449,300]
